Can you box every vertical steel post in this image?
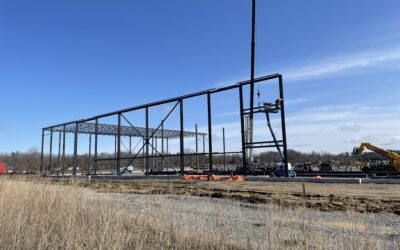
[88,134,92,175]
[202,134,205,169]
[239,86,247,170]
[117,113,121,175]
[195,124,198,169]
[49,128,53,174]
[57,131,61,174]
[151,137,154,169]
[94,118,98,175]
[279,76,289,177]
[161,121,164,172]
[179,99,184,175]
[207,93,213,173]
[155,137,158,168]
[145,107,149,175]
[113,135,117,174]
[248,0,256,164]
[223,127,226,171]
[166,138,169,155]
[143,139,145,172]
[40,129,44,175]
[73,122,78,176]
[62,125,66,176]
[129,136,132,158]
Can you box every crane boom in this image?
[353,142,400,170]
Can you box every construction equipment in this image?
[352,142,400,171]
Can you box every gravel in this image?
[93,193,400,249]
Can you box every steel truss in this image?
[40,73,289,176]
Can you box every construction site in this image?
[0,1,399,249]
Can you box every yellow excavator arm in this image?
[353,142,400,170]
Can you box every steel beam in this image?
[43,74,281,130]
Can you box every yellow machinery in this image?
[353,142,400,171]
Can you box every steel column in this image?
[129,136,132,158]
[49,128,53,174]
[94,118,98,175]
[143,139,145,171]
[207,93,213,172]
[145,107,149,175]
[202,134,205,168]
[223,127,226,171]
[40,129,44,175]
[72,122,78,176]
[62,125,66,176]
[239,86,247,169]
[279,76,289,177]
[195,124,198,169]
[180,99,184,175]
[166,138,169,155]
[113,135,117,174]
[161,122,164,172]
[151,137,154,169]
[88,134,92,175]
[57,131,61,174]
[117,113,121,175]
[248,0,256,164]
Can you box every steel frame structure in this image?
[40,73,289,176]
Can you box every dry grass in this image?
[0,177,239,250]
[0,177,399,249]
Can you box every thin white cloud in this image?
[284,47,400,81]
[338,123,363,132]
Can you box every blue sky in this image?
[0,0,400,154]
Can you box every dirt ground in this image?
[47,178,400,215]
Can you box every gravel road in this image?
[93,193,400,249]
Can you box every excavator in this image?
[353,142,400,172]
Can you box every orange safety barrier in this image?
[181,175,247,181]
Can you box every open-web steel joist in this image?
[50,122,201,138]
[40,73,289,177]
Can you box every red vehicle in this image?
[0,161,14,174]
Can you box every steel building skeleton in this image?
[39,73,289,176]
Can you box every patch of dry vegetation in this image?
[0,177,398,249]
[0,178,239,249]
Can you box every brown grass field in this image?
[0,177,399,249]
